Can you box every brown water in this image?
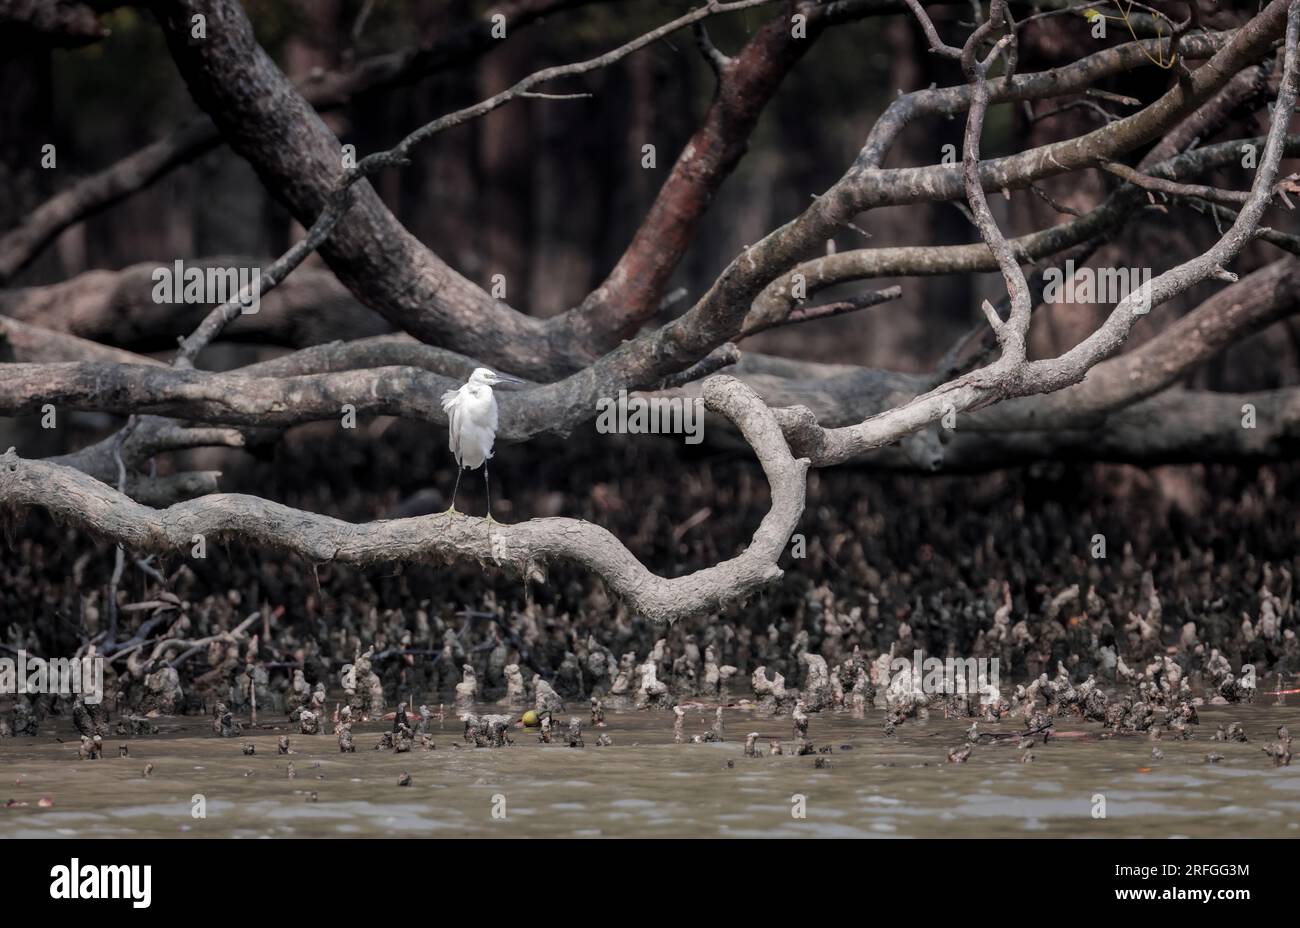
[3,703,1299,837]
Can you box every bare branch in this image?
[788,0,1300,466]
[148,0,778,379]
[976,257,1300,428]
[657,344,742,390]
[0,377,808,626]
[740,286,904,338]
[1100,160,1252,206]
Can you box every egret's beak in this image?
[494,374,526,386]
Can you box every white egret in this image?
[440,367,524,517]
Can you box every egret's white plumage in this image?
[440,367,523,514]
[441,370,499,470]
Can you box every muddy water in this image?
[2,703,1299,837]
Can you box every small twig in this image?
[740,286,904,338]
[1100,160,1250,207]
[693,21,731,76]
[657,343,741,389]
[133,557,168,587]
[1085,87,1142,107]
[350,0,377,44]
[1030,183,1085,216]
[1025,98,1123,124]
[518,91,593,101]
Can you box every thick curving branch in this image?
[0,376,808,625]
[147,0,780,379]
[0,360,459,426]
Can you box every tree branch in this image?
[147,0,775,379]
[775,0,1299,466]
[0,376,808,625]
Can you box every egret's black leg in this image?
[447,466,462,515]
[484,465,494,522]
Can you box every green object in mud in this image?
[521,710,540,728]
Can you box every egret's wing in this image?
[441,389,462,461]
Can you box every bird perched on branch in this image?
[441,367,524,518]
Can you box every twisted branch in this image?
[0,376,807,625]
